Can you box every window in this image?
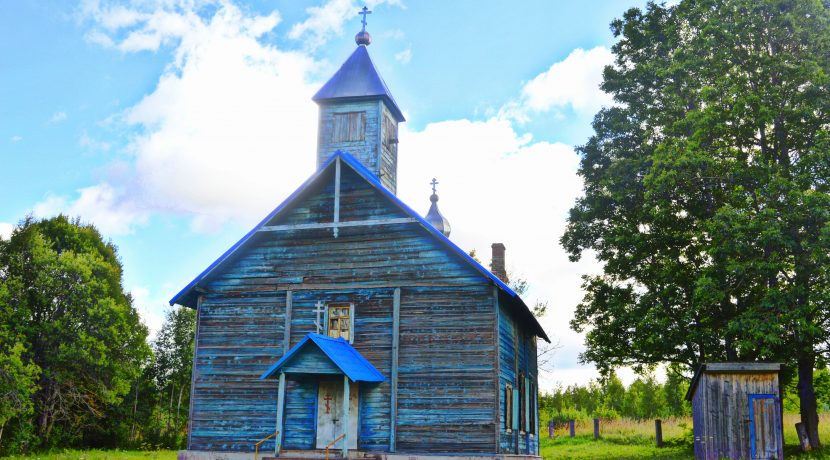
[332,112,366,142]
[326,303,353,342]
[382,114,397,150]
[504,384,513,432]
[518,371,526,433]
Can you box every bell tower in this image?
[312,7,405,193]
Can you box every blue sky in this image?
[1,0,650,388]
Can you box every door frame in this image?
[315,377,360,449]
[748,393,779,459]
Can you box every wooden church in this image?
[171,10,547,459]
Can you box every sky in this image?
[1,0,653,389]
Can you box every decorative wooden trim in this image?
[275,372,286,455]
[390,287,401,452]
[186,295,203,450]
[333,156,341,238]
[284,290,293,354]
[274,281,486,291]
[259,217,418,233]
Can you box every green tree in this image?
[152,306,195,446]
[562,0,830,447]
[0,216,150,449]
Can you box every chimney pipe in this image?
[491,243,508,284]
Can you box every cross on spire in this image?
[431,178,439,195]
[359,6,372,32]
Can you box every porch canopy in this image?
[260,333,385,382]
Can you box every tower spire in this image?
[355,6,372,46]
[425,178,451,237]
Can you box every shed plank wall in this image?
[693,372,780,460]
[187,167,511,453]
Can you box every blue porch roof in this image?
[260,333,385,382]
[169,150,549,342]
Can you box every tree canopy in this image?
[562,0,830,447]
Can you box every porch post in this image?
[342,375,350,458]
[275,372,286,455]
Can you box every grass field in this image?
[541,413,830,459]
[3,450,178,460]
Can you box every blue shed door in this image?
[749,394,782,459]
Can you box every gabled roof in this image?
[169,151,549,342]
[312,45,405,122]
[260,333,385,382]
[685,362,782,401]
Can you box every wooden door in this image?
[315,380,358,449]
[749,394,782,459]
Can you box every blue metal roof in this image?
[260,333,385,382]
[312,46,405,122]
[168,151,549,342]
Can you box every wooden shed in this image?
[686,363,784,460]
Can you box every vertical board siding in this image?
[692,372,782,460]
[396,285,497,453]
[379,103,398,193]
[189,293,282,452]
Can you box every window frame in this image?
[332,112,366,143]
[518,371,526,434]
[324,302,355,344]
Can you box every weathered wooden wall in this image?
[692,371,782,460]
[497,298,539,455]
[185,164,535,453]
[317,100,398,193]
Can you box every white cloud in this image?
[79,132,112,152]
[506,46,614,121]
[0,223,13,240]
[394,47,411,64]
[397,116,602,391]
[50,111,68,123]
[289,0,402,50]
[131,286,167,339]
[10,136,22,142]
[33,183,149,236]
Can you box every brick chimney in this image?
[490,243,508,283]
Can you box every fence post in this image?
[548,420,554,438]
[655,419,663,448]
[593,418,600,440]
[569,419,575,438]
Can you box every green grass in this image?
[2,450,179,460]
[541,413,830,459]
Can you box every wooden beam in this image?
[258,217,417,233]
[390,287,400,452]
[274,281,486,292]
[275,372,286,455]
[284,290,292,354]
[493,286,501,452]
[342,375,350,458]
[186,295,203,450]
[333,156,341,238]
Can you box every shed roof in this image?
[685,362,782,401]
[169,150,549,342]
[312,45,405,122]
[260,333,385,382]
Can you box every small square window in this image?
[327,303,353,342]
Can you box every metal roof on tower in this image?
[311,44,405,122]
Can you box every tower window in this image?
[382,113,397,150]
[332,112,366,142]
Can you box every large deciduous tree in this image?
[562,0,830,448]
[0,215,150,449]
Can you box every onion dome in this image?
[425,178,451,238]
